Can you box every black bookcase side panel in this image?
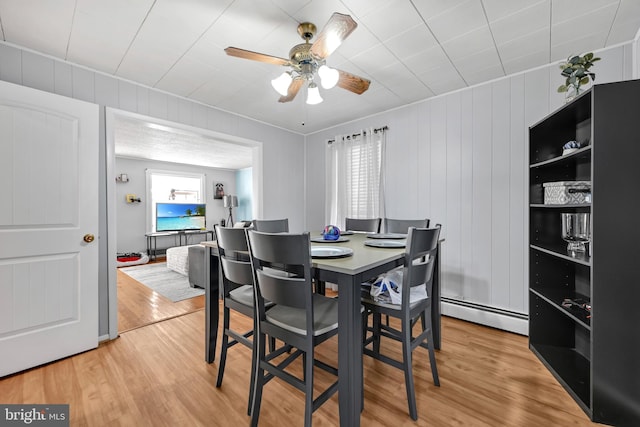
[590,81,640,426]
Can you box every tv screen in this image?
[156,203,206,232]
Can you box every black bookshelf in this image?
[528,80,640,426]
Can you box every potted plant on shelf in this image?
[557,52,601,102]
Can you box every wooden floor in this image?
[1,304,600,426]
[117,260,204,332]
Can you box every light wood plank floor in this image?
[117,261,204,332]
[1,306,600,427]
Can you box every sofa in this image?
[188,245,206,289]
[166,245,193,275]
[166,244,206,289]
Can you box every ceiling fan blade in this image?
[278,78,305,103]
[310,12,357,59]
[336,69,370,95]
[224,47,290,66]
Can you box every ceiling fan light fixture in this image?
[226,13,369,103]
[306,82,323,105]
[318,65,339,89]
[271,71,293,96]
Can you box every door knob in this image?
[83,234,95,243]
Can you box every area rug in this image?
[120,262,204,302]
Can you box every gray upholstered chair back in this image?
[345,217,381,233]
[252,218,289,233]
[384,218,430,233]
[215,225,252,289]
[402,226,440,304]
[247,231,311,307]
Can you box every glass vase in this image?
[561,212,591,255]
[565,85,582,103]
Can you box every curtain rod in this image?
[327,125,388,144]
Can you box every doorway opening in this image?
[106,108,263,336]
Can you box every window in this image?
[146,169,205,232]
[325,128,386,227]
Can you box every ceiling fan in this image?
[225,12,371,105]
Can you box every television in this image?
[156,202,206,232]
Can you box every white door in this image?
[0,80,99,377]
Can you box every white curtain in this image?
[325,127,386,229]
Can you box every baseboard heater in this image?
[441,297,529,336]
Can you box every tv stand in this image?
[145,230,214,260]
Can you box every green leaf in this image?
[579,76,589,85]
[558,85,568,93]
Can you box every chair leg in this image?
[426,326,440,387]
[402,317,418,421]
[362,312,368,344]
[302,352,307,382]
[215,307,231,388]
[247,316,259,416]
[304,348,314,427]
[250,330,266,427]
[372,313,382,355]
[423,309,440,386]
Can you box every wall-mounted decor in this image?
[214,183,225,199]
[116,173,129,183]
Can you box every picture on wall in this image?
[214,183,225,199]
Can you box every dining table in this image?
[201,231,443,427]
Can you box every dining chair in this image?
[247,230,339,427]
[345,217,381,233]
[361,226,441,420]
[214,225,276,415]
[384,218,430,233]
[252,218,289,233]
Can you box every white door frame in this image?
[105,108,264,338]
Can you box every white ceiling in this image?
[1,0,639,168]
[114,114,254,169]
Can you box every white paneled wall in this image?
[305,43,634,334]
[0,42,305,337]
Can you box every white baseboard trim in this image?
[441,301,529,336]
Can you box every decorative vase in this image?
[322,225,341,240]
[565,85,582,103]
[561,212,591,254]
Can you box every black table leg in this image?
[205,248,219,363]
[337,276,362,427]
[432,241,442,350]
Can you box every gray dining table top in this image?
[202,232,406,276]
[310,232,405,275]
